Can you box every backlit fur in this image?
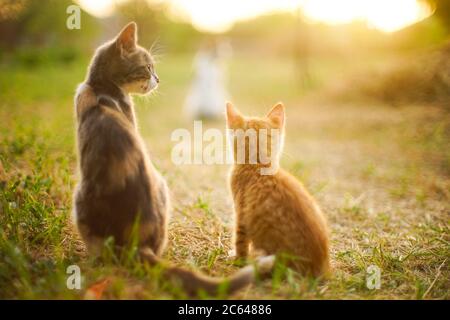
[227,102,330,277]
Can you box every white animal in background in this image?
[184,42,231,120]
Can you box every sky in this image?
[77,0,433,33]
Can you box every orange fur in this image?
[227,102,330,277]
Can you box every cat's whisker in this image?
[152,86,167,97]
[281,151,295,160]
[149,39,166,63]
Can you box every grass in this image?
[0,52,449,299]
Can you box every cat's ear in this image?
[226,102,243,128]
[267,102,285,128]
[116,22,137,54]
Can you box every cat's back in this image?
[77,95,142,185]
[232,167,330,275]
[73,84,161,246]
[232,168,319,220]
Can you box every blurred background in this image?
[0,0,449,299]
[1,0,449,106]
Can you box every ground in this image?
[0,53,448,299]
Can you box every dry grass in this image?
[0,53,449,299]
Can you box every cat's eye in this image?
[147,64,152,71]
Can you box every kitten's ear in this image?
[116,22,137,54]
[267,102,285,128]
[226,102,243,128]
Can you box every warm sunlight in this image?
[301,0,432,32]
[168,0,299,32]
[168,0,433,33]
[76,0,123,18]
[77,0,433,33]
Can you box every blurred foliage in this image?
[0,0,203,66]
[0,0,448,105]
[114,0,202,53]
[424,0,450,29]
[0,0,98,67]
[228,10,448,57]
[331,40,450,110]
[358,41,450,108]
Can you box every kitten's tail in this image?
[139,247,274,297]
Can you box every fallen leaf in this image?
[84,278,110,300]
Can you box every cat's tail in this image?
[139,247,274,297]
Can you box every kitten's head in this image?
[89,22,159,95]
[226,102,285,168]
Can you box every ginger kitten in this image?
[73,22,273,296]
[227,102,330,277]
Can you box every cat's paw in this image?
[255,255,276,275]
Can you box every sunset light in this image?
[77,0,433,33]
[301,0,432,32]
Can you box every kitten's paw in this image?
[228,249,236,258]
[255,255,276,275]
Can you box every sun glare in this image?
[301,0,432,32]
[76,0,433,33]
[168,0,299,33]
[77,0,116,18]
